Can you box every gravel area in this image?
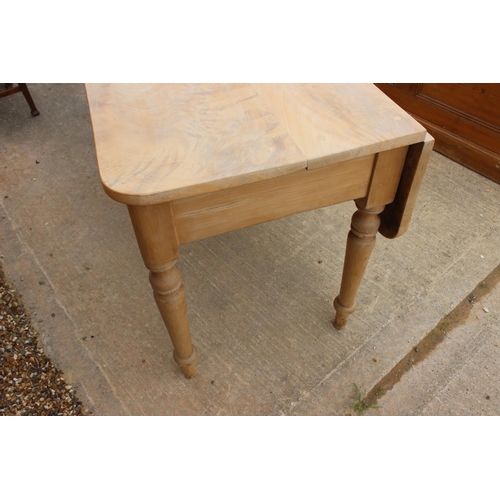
[0,264,85,416]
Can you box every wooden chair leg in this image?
[18,84,40,116]
[128,203,197,378]
[333,202,384,329]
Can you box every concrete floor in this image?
[372,269,500,416]
[1,83,499,415]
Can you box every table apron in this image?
[172,153,381,245]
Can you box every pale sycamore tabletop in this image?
[85,84,426,205]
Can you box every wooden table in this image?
[85,84,433,378]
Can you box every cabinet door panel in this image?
[375,83,500,184]
[417,83,500,130]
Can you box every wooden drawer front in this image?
[173,154,375,244]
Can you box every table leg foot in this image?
[333,298,356,329]
[333,202,384,328]
[174,345,198,378]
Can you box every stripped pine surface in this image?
[85,84,426,205]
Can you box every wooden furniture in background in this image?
[375,84,500,184]
[0,83,40,116]
[86,84,433,378]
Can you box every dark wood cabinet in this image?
[375,83,500,183]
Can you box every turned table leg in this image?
[333,201,384,329]
[128,203,197,378]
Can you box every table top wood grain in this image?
[85,84,426,205]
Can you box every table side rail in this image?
[172,154,375,245]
